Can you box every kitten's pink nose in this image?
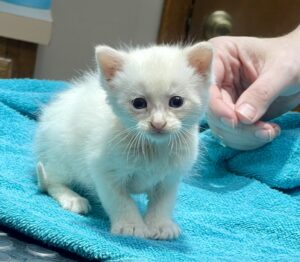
[151,121,167,132]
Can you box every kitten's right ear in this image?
[95,45,126,83]
[185,42,213,75]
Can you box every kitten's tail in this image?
[36,162,48,192]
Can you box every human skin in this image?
[207,26,300,150]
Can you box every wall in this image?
[34,0,163,80]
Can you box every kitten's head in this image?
[95,43,212,143]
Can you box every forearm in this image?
[280,25,300,86]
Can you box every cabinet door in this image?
[0,37,37,78]
[0,57,12,78]
[189,0,300,41]
[158,0,300,42]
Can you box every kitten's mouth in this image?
[150,128,168,135]
[148,129,169,140]
[152,130,166,134]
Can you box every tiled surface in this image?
[0,226,89,262]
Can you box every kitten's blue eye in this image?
[132,97,147,109]
[169,96,184,108]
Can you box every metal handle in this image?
[0,57,12,78]
[203,10,233,39]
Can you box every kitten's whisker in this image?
[168,134,172,148]
[179,130,191,154]
[181,122,194,127]
[180,124,197,135]
[125,129,139,161]
[135,131,143,158]
[181,128,194,137]
[181,123,197,131]
[108,126,135,144]
[169,133,177,154]
[108,127,137,151]
[177,131,184,155]
[109,131,131,148]
[141,132,147,161]
[173,131,180,156]
[125,127,142,161]
[137,131,144,157]
[178,128,193,154]
[171,134,176,153]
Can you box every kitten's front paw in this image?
[146,219,181,240]
[59,196,91,214]
[111,220,150,239]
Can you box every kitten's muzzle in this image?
[150,121,167,133]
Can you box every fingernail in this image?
[254,129,272,141]
[271,124,281,137]
[236,103,256,122]
[220,117,236,128]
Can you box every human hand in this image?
[207,28,300,150]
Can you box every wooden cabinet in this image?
[158,0,300,42]
[0,37,37,78]
[0,56,12,78]
[0,1,52,78]
[189,0,300,41]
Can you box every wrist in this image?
[294,26,300,84]
[282,27,300,85]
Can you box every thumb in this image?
[235,74,285,124]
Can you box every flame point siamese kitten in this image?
[35,43,213,240]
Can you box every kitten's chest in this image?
[101,131,198,193]
[121,148,184,193]
[125,158,171,193]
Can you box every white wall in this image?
[34,0,163,80]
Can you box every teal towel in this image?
[0,79,299,261]
[199,112,300,189]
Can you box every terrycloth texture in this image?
[199,112,300,189]
[0,79,299,261]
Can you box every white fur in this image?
[35,44,212,240]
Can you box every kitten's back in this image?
[35,74,114,187]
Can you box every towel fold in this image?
[198,112,300,189]
[0,79,299,261]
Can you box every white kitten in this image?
[35,43,213,240]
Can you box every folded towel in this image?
[198,112,300,189]
[0,79,68,119]
[0,79,299,261]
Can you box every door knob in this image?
[203,10,233,39]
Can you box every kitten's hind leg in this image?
[36,162,91,214]
[47,184,91,214]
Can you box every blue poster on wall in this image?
[2,0,52,9]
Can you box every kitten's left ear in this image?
[185,42,213,75]
[95,45,126,83]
